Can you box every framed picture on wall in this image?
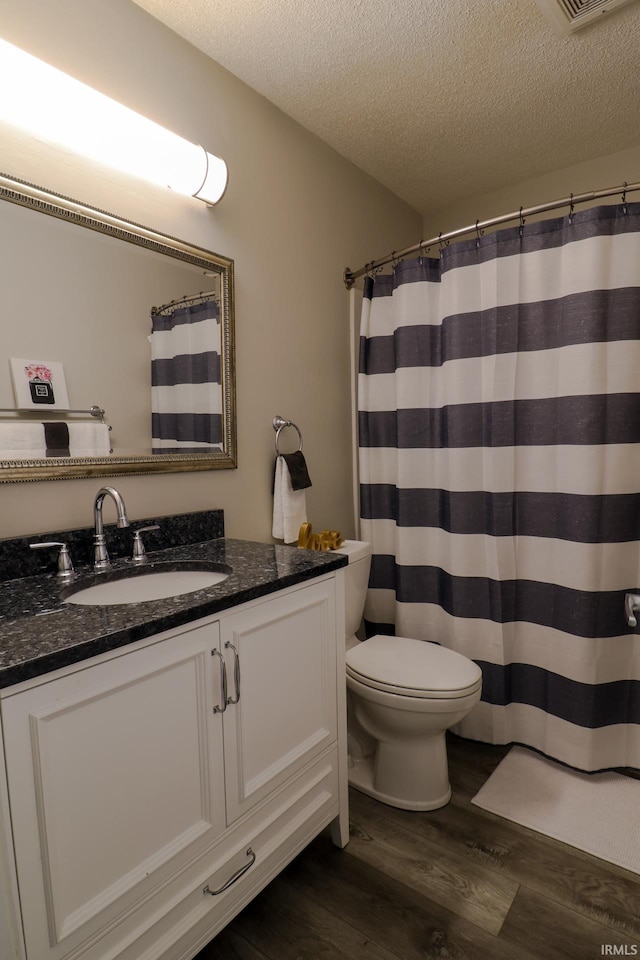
[9,358,70,410]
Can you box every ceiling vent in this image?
[534,0,638,34]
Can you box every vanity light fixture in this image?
[0,38,228,205]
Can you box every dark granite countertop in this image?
[0,537,347,690]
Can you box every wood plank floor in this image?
[196,736,640,960]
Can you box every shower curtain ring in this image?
[475,220,484,249]
[622,181,628,214]
[519,207,526,237]
[568,193,575,224]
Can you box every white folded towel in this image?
[68,422,112,457]
[0,423,46,459]
[272,454,307,543]
[0,421,112,459]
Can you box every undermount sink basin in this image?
[63,562,231,606]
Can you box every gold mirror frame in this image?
[0,174,236,482]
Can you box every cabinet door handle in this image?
[225,641,241,705]
[211,648,227,713]
[203,847,256,896]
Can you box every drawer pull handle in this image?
[225,641,241,705]
[211,648,227,713]
[203,847,256,896]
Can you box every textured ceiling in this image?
[131,0,640,216]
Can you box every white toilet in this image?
[335,539,482,811]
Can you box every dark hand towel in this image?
[282,451,312,490]
[44,421,70,457]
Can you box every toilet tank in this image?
[334,540,372,638]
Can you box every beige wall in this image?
[0,0,420,542]
[423,143,640,239]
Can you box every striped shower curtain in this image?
[150,298,223,453]
[358,204,640,773]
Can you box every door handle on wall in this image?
[625,592,640,628]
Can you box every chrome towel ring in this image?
[273,415,303,454]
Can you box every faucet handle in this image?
[30,541,75,582]
[131,525,160,564]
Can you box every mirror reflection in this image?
[0,175,235,482]
[150,288,223,454]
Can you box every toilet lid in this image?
[345,635,483,699]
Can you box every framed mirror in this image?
[0,174,236,482]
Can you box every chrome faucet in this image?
[93,486,130,571]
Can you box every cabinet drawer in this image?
[98,749,339,960]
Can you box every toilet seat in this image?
[345,635,483,699]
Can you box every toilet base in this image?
[347,755,452,811]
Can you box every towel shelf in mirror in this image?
[0,405,113,458]
[0,405,107,421]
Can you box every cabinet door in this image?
[1,620,225,960]
[220,579,337,823]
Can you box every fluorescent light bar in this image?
[0,39,227,204]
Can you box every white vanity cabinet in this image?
[0,573,347,960]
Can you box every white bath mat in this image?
[471,746,640,874]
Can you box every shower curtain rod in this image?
[343,180,640,289]
[150,289,218,317]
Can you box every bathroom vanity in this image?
[0,515,348,960]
